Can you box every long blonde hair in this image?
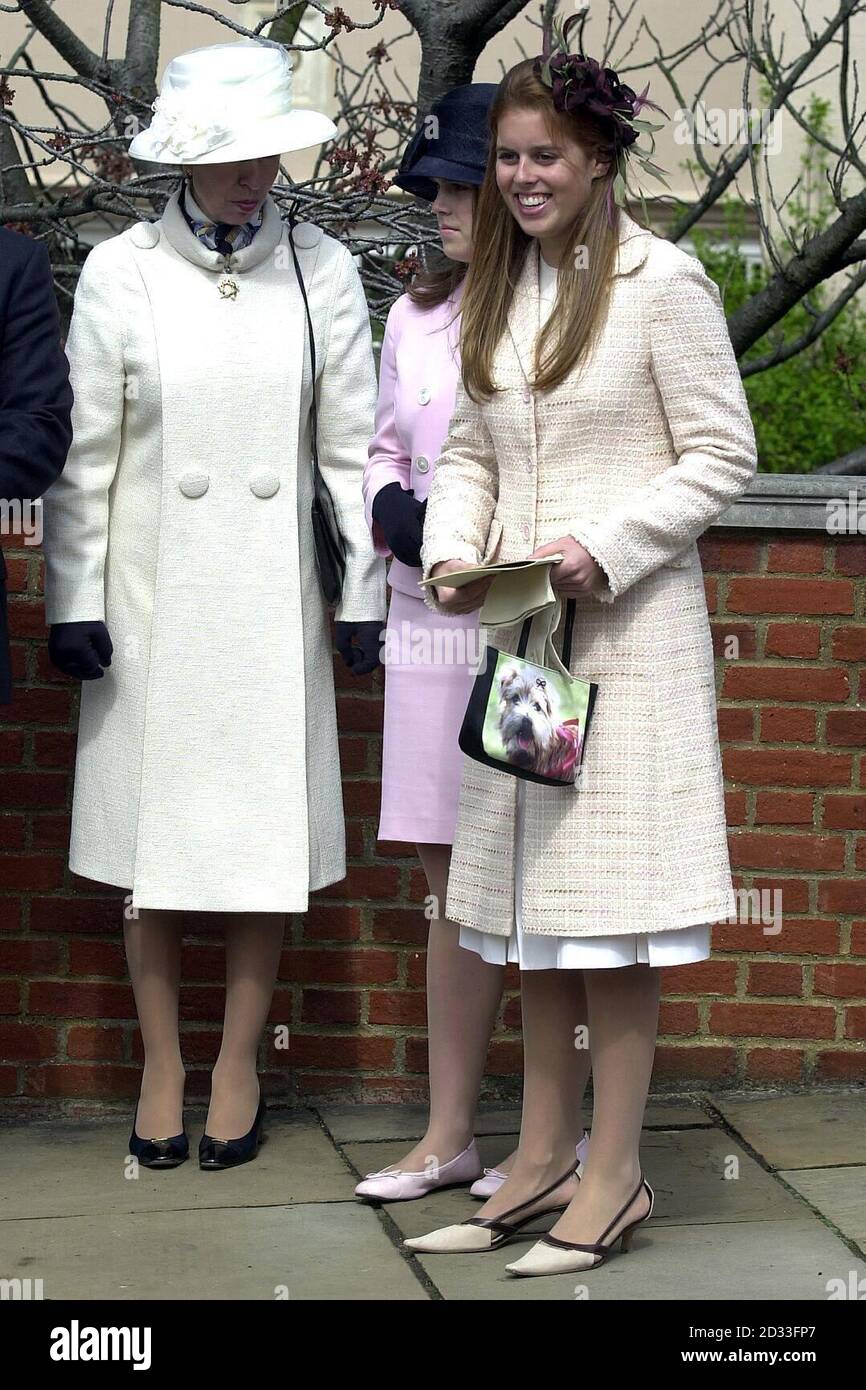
[460,59,629,401]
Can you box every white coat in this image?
[421,214,758,938]
[41,188,385,913]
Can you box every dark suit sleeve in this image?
[0,239,73,503]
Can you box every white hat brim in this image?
[129,108,337,164]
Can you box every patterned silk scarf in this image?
[180,181,264,256]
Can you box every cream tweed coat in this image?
[421,213,758,938]
[41,189,385,913]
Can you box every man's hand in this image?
[430,560,494,614]
[530,537,608,597]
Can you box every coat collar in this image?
[505,210,652,384]
[159,187,285,273]
[612,209,654,277]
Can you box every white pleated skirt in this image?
[459,781,713,970]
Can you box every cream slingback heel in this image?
[505,1174,655,1277]
[403,1162,580,1254]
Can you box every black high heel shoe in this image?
[199,1094,267,1170]
[128,1105,189,1169]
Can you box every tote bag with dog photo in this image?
[459,599,598,788]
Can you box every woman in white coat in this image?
[407,28,757,1273]
[41,40,385,1169]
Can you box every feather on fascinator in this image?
[534,9,670,225]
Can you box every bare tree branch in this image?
[17,0,101,80]
[817,445,866,474]
[124,0,162,93]
[728,186,866,355]
[2,0,865,386]
[740,264,866,376]
[476,0,535,47]
[0,120,32,209]
[664,0,863,242]
[834,237,866,267]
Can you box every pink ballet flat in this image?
[469,1130,590,1198]
[354,1139,483,1202]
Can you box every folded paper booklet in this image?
[418,555,564,626]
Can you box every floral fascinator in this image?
[534,9,670,224]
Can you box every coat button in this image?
[414,455,430,473]
[417,387,431,405]
[249,470,280,498]
[522,387,532,403]
[290,222,322,251]
[130,222,160,249]
[521,522,531,541]
[178,470,209,497]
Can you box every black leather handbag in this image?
[288,209,347,606]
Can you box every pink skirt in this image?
[377,586,480,845]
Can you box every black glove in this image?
[371,482,426,567]
[48,621,113,680]
[334,620,383,676]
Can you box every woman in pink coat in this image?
[358,87,589,1202]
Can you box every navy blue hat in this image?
[394,83,499,202]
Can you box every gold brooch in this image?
[217,251,239,299]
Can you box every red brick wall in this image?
[0,528,864,1109]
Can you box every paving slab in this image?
[0,1109,355,1221]
[1,1097,861,1303]
[346,1132,518,1194]
[642,1100,717,1128]
[779,1166,866,1247]
[353,1129,807,1242]
[319,1098,713,1145]
[708,1091,866,1170]
[409,1218,866,1302]
[318,1104,522,1144]
[630,1131,809,1226]
[0,1201,427,1301]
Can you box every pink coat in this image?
[363,285,464,597]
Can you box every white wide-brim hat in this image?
[128,37,337,165]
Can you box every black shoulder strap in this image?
[561,597,576,668]
[287,202,319,478]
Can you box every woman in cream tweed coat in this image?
[408,54,757,1274]
[40,42,385,1162]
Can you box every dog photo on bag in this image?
[493,658,584,780]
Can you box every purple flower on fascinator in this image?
[545,50,641,147]
[535,10,671,223]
